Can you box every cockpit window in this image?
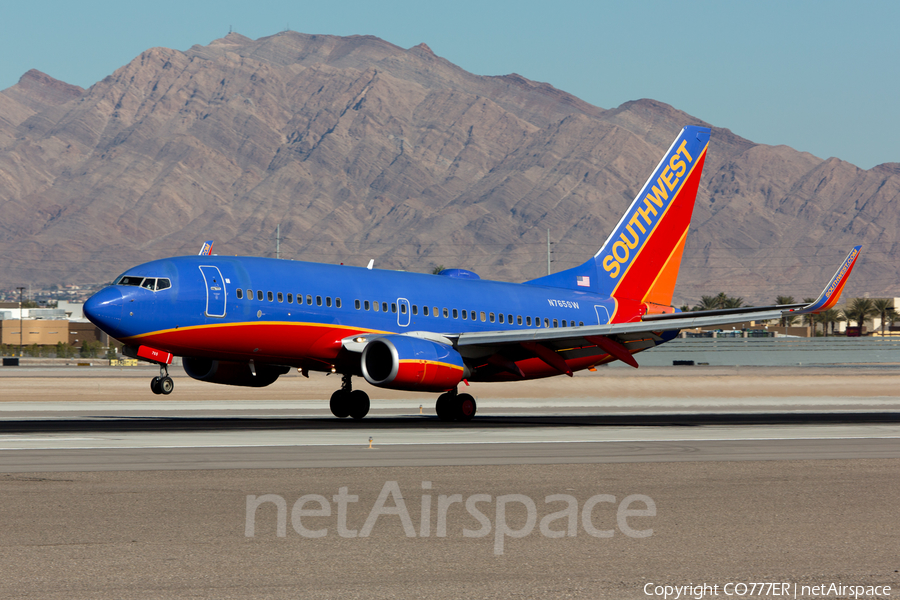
[116,275,171,292]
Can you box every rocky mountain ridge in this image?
[0,31,897,305]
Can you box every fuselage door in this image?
[397,297,411,327]
[199,265,227,318]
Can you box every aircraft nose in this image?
[84,287,125,330]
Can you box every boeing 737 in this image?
[83,126,861,420]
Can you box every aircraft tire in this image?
[160,376,174,395]
[330,390,350,418]
[348,390,370,420]
[456,393,476,421]
[435,393,454,421]
[150,377,163,395]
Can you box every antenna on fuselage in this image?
[366,259,374,270]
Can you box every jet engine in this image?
[360,335,467,392]
[183,357,289,387]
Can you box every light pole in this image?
[16,286,25,358]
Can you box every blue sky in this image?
[1,0,897,169]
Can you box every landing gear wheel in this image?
[330,390,350,418]
[159,376,174,395]
[435,393,453,421]
[348,390,370,420]
[150,376,162,395]
[456,393,476,421]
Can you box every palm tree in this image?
[722,296,744,309]
[776,295,797,327]
[802,297,818,335]
[819,308,844,336]
[872,298,894,336]
[887,307,898,335]
[694,295,722,311]
[843,297,878,334]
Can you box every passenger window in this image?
[336,298,341,308]
[236,289,243,299]
[579,321,584,326]
[287,293,293,303]
[157,279,171,291]
[535,317,541,328]
[306,295,312,305]
[489,312,495,323]
[480,312,486,322]
[507,314,513,324]
[462,310,467,320]
[443,308,449,318]
[433,307,438,318]
[470,311,476,320]
[355,300,361,310]
[267,291,273,302]
[374,302,379,312]
[498,313,504,324]
[401,304,407,314]
[277,292,283,303]
[412,305,418,315]
[316,296,322,306]
[391,303,397,313]
[247,289,252,299]
[364,300,370,310]
[141,278,156,291]
[423,306,429,316]
[526,316,532,326]
[326,297,332,307]
[553,319,558,328]
[452,309,458,319]
[257,290,264,301]
[517,316,522,325]
[544,318,550,328]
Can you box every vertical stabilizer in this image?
[526,126,710,306]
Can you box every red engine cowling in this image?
[361,335,467,392]
[183,357,289,387]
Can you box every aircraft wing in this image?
[450,246,862,371]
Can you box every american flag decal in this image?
[576,275,590,287]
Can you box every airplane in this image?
[83,125,861,421]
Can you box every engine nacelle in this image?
[183,357,289,387]
[361,335,466,392]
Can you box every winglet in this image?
[198,241,214,256]
[795,246,861,314]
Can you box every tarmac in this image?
[0,365,898,599]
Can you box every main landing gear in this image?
[330,374,370,420]
[435,390,476,422]
[150,364,174,395]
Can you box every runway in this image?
[1,366,898,599]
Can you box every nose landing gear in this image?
[330,374,370,420]
[150,364,174,395]
[435,390,476,422]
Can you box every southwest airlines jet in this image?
[83,126,861,421]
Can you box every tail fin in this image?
[526,125,710,305]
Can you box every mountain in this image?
[0,31,896,305]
